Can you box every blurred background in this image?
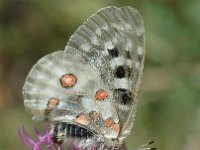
[0,0,200,149]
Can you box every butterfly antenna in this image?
[134,141,157,150]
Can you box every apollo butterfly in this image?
[23,6,147,150]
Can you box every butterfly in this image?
[22,6,146,150]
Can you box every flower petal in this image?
[34,127,42,139]
[22,125,37,145]
[18,127,34,148]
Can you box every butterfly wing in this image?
[110,7,145,141]
[23,6,145,143]
[65,6,145,141]
[23,51,104,133]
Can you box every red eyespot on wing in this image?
[75,114,88,125]
[47,98,59,108]
[60,74,77,88]
[95,89,108,100]
[112,123,120,133]
[104,117,114,128]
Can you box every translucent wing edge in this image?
[116,6,146,141]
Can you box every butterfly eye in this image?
[60,73,77,88]
[95,89,108,100]
[47,98,59,108]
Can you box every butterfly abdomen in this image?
[51,123,94,144]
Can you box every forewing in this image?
[65,6,145,140]
[110,7,145,141]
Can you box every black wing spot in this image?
[126,51,131,58]
[121,92,132,105]
[114,88,132,105]
[108,47,118,57]
[115,66,125,78]
[115,88,127,93]
[138,54,143,62]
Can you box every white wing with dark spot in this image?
[65,6,145,141]
[23,6,145,146]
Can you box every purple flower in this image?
[18,125,119,150]
[18,125,62,150]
